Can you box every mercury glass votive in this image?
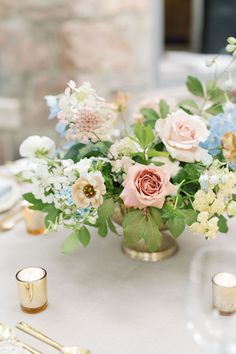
[16,267,48,314]
[22,204,46,235]
[212,272,236,315]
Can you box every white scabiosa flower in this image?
[19,136,56,158]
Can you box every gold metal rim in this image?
[122,242,178,262]
[21,302,48,314]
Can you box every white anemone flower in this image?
[19,136,56,158]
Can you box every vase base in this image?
[122,232,178,262]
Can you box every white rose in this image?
[19,136,56,158]
[155,110,209,163]
[152,156,181,178]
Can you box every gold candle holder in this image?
[22,205,46,235]
[16,267,48,314]
[212,272,236,315]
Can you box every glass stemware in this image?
[187,245,236,354]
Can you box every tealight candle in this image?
[212,272,236,315]
[22,203,46,235]
[16,267,47,314]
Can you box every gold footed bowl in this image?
[113,205,178,262]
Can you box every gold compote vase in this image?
[113,204,178,262]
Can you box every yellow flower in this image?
[209,197,225,214]
[205,217,219,239]
[193,190,209,211]
[222,132,236,163]
[227,200,236,216]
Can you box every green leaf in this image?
[61,231,80,254]
[107,218,118,234]
[186,76,204,97]
[78,226,91,246]
[179,106,194,115]
[179,209,197,226]
[142,215,162,251]
[147,149,169,158]
[206,103,223,115]
[167,216,185,238]
[218,215,228,233]
[23,193,47,210]
[123,210,145,246]
[98,198,115,221]
[134,123,155,148]
[63,142,85,161]
[178,99,198,109]
[123,208,163,251]
[149,207,162,227]
[43,205,61,228]
[208,86,227,103]
[140,107,159,121]
[159,99,169,118]
[98,221,108,237]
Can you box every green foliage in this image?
[97,198,117,237]
[61,231,80,254]
[218,215,228,233]
[173,163,203,196]
[61,226,91,254]
[78,226,91,246]
[159,99,170,118]
[206,103,223,115]
[178,99,198,115]
[23,193,61,228]
[140,108,160,128]
[161,204,197,238]
[64,141,112,162]
[167,217,185,239]
[134,123,155,148]
[123,208,162,252]
[63,142,85,160]
[186,76,204,97]
[207,82,227,103]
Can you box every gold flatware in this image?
[16,322,91,354]
[0,205,22,224]
[15,340,44,354]
[0,322,43,354]
[0,216,22,231]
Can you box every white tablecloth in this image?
[1,215,236,354]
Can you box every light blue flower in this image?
[44,95,60,120]
[56,121,66,138]
[75,207,91,221]
[56,187,74,206]
[201,104,236,156]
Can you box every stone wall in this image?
[0,0,153,161]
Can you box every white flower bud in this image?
[227,37,236,45]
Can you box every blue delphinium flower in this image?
[201,104,236,156]
[44,95,60,120]
[75,207,91,221]
[56,187,74,206]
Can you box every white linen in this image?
[1,219,236,354]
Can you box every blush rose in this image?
[120,163,176,209]
[155,110,209,163]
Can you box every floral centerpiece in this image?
[19,37,236,259]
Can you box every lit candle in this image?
[16,267,47,314]
[212,272,236,315]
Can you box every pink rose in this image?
[120,163,176,209]
[155,110,209,163]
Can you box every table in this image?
[1,215,236,354]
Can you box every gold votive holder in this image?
[22,204,46,235]
[16,267,48,314]
[212,272,236,315]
